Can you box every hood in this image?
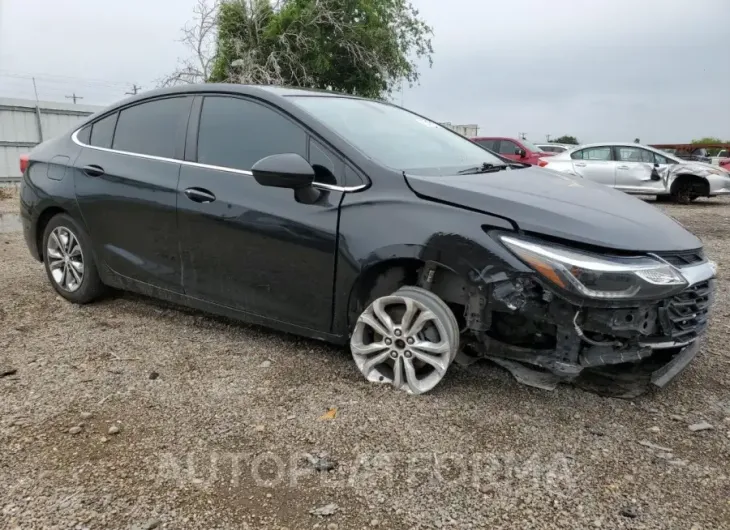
[672,160,730,176]
[405,166,702,252]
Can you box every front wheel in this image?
[42,213,106,304]
[349,286,460,395]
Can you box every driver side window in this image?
[498,140,519,155]
[196,96,307,172]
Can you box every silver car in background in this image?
[534,143,575,153]
[539,142,730,204]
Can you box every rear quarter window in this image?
[89,113,118,149]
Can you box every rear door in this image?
[73,96,193,292]
[570,146,616,186]
[176,95,345,331]
[614,146,665,192]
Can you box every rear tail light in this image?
[537,159,549,167]
[19,154,29,174]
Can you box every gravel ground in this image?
[1,193,729,530]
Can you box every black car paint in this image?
[20,84,702,350]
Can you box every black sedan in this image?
[19,84,716,396]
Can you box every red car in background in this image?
[469,136,555,165]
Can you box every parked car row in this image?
[468,135,730,204]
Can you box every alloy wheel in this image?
[350,291,459,394]
[47,226,85,292]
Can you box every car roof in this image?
[470,136,518,141]
[96,83,364,114]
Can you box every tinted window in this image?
[76,125,91,144]
[289,96,504,174]
[309,138,339,185]
[617,146,654,163]
[573,147,612,161]
[112,97,191,158]
[475,139,496,150]
[89,113,118,149]
[197,96,306,171]
[498,140,519,155]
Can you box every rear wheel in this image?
[350,286,459,394]
[42,213,106,304]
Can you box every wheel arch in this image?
[34,205,67,261]
[345,246,470,333]
[670,173,710,198]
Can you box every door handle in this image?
[184,187,216,203]
[82,164,105,177]
[617,165,630,170]
[574,162,586,167]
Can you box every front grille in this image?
[656,250,705,267]
[661,280,713,341]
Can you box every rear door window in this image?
[89,113,118,149]
[112,97,192,159]
[196,96,307,171]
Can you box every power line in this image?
[125,84,142,96]
[0,69,136,88]
[65,93,84,104]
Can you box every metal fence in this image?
[0,97,103,181]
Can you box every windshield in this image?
[289,96,503,174]
[521,139,544,153]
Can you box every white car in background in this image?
[534,143,576,153]
[538,142,730,204]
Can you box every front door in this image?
[613,146,666,193]
[73,96,193,292]
[497,139,521,162]
[570,146,616,186]
[176,95,344,332]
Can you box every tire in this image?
[42,213,106,304]
[349,285,460,394]
[672,180,694,205]
[396,286,460,361]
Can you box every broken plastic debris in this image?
[310,503,339,516]
[319,407,338,421]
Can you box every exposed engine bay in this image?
[425,262,715,398]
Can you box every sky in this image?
[0,0,728,144]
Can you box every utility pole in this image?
[546,134,551,142]
[518,132,527,140]
[32,77,44,142]
[65,93,83,104]
[125,84,142,96]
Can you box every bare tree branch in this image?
[158,0,220,87]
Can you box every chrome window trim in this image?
[71,128,368,193]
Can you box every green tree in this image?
[552,135,579,145]
[207,0,434,99]
[691,137,727,156]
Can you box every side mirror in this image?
[516,148,527,158]
[251,153,315,189]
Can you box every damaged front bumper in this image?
[463,259,716,397]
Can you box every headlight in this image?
[500,236,688,300]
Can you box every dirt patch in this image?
[0,185,20,214]
[1,198,730,529]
